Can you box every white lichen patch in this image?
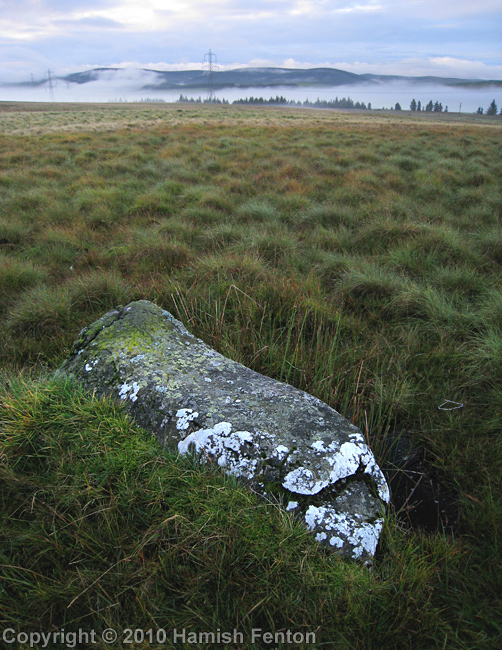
[130,354,145,363]
[282,440,390,504]
[84,359,99,372]
[177,422,258,480]
[282,467,317,494]
[175,408,199,431]
[286,501,298,511]
[204,377,212,383]
[334,441,390,504]
[364,455,391,504]
[304,505,383,559]
[118,381,140,402]
[274,445,289,460]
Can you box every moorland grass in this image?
[1,376,461,650]
[0,101,501,648]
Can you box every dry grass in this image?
[1,100,499,136]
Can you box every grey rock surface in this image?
[59,300,390,560]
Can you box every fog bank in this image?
[1,73,500,114]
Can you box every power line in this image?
[46,69,56,100]
[203,49,218,102]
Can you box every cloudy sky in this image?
[1,0,501,82]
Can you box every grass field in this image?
[0,101,501,649]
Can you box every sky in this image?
[0,0,501,83]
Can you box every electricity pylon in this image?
[203,49,218,102]
[46,69,55,100]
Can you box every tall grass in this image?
[0,101,501,648]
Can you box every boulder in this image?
[59,300,390,561]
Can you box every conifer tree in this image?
[486,100,498,116]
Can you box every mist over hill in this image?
[57,66,502,91]
[2,66,500,112]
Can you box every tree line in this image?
[406,98,500,115]
[406,99,447,112]
[178,94,371,110]
[176,94,500,115]
[475,100,500,115]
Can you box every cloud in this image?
[0,0,500,83]
[335,3,383,14]
[55,16,122,29]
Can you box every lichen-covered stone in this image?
[59,300,390,561]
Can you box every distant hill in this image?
[140,67,362,90]
[59,67,502,91]
[8,66,501,91]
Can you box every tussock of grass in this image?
[295,202,358,231]
[181,204,225,225]
[385,243,442,279]
[182,184,234,214]
[197,222,244,252]
[6,284,73,337]
[191,251,269,286]
[0,255,48,314]
[113,234,192,278]
[353,219,423,254]
[245,229,299,266]
[131,181,183,217]
[0,219,35,248]
[475,226,502,265]
[236,198,277,223]
[316,251,351,289]
[69,269,134,315]
[339,261,406,315]
[470,327,502,384]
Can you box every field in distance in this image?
[0,99,499,135]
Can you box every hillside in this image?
[50,66,502,91]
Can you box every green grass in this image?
[0,101,501,648]
[0,376,462,649]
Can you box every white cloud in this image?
[0,0,500,83]
[336,3,383,14]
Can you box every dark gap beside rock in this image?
[375,430,459,534]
